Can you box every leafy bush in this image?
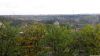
[0,22,100,56]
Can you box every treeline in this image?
[0,22,100,56]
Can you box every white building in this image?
[54,21,59,26]
[0,22,3,26]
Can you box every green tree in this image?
[16,23,46,56]
[0,22,19,56]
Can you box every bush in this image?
[0,23,100,56]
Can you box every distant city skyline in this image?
[0,0,100,15]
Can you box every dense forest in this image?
[0,21,100,56]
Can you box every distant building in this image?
[54,21,59,25]
[0,22,6,28]
[19,32,24,34]
[0,22,3,26]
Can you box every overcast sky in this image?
[0,0,100,15]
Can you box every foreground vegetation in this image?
[0,22,100,56]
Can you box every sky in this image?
[0,0,100,15]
